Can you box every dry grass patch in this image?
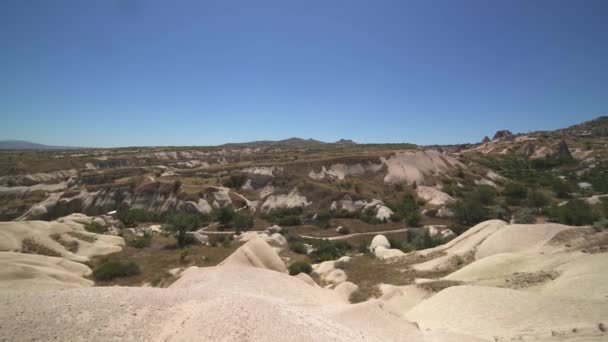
[50,233,79,253]
[501,271,559,289]
[349,285,382,303]
[89,235,243,287]
[67,231,98,243]
[21,238,61,257]
[337,254,454,303]
[416,280,463,293]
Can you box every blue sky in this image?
[1,0,607,147]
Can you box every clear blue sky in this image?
[1,0,607,147]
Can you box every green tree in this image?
[164,213,201,248]
[233,212,254,232]
[216,207,235,225]
[503,182,527,205]
[452,196,487,225]
[527,189,549,208]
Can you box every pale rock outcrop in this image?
[186,232,209,246]
[220,238,287,273]
[334,281,359,302]
[242,166,283,176]
[437,207,454,218]
[260,189,310,212]
[294,272,319,287]
[237,232,287,246]
[0,252,93,291]
[0,216,125,263]
[375,205,394,221]
[416,186,455,206]
[382,150,463,185]
[369,235,405,260]
[369,235,391,251]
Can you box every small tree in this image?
[164,213,201,248]
[216,207,235,226]
[234,212,254,232]
[503,182,527,205]
[452,196,487,225]
[288,261,312,275]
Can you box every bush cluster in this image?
[163,213,202,248]
[222,174,248,189]
[308,239,350,262]
[93,260,141,281]
[126,231,152,248]
[262,207,303,226]
[547,200,597,226]
[116,207,162,226]
[288,261,312,275]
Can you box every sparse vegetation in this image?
[390,193,420,226]
[547,200,597,226]
[163,213,202,248]
[233,212,254,232]
[262,207,303,226]
[308,239,350,262]
[93,260,141,281]
[116,207,162,227]
[288,261,312,275]
[222,174,248,188]
[126,231,152,248]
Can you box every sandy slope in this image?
[2,217,607,341]
[2,238,460,342]
[0,252,93,291]
[407,285,608,341]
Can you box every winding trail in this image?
[299,228,408,240]
[197,227,409,240]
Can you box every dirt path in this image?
[299,228,408,240]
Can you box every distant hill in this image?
[550,116,608,137]
[0,140,82,150]
[222,137,356,149]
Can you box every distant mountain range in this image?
[0,140,82,150]
[221,137,357,149]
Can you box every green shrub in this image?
[503,182,528,205]
[512,208,536,224]
[337,227,350,235]
[473,185,497,205]
[289,241,307,254]
[357,241,369,254]
[314,212,332,229]
[263,207,303,226]
[527,190,550,208]
[547,200,597,226]
[163,213,202,248]
[359,208,382,224]
[551,179,572,199]
[126,231,152,248]
[388,238,412,253]
[179,248,190,262]
[277,215,301,226]
[93,260,141,281]
[409,230,442,250]
[116,207,162,227]
[288,261,312,275]
[84,222,107,234]
[452,196,487,225]
[222,174,247,188]
[233,213,254,232]
[308,239,350,262]
[216,207,235,225]
[390,193,420,226]
[491,205,511,221]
